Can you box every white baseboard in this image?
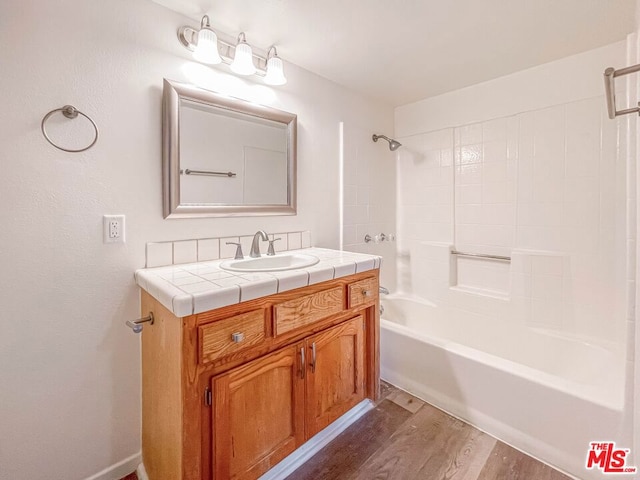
[84,452,141,480]
[259,399,374,480]
[136,400,374,480]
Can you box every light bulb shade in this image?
[230,42,256,75]
[193,27,221,64]
[264,55,287,85]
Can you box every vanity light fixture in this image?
[230,33,256,75]
[264,46,287,86]
[192,15,222,64]
[178,15,287,85]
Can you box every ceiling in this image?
[152,0,637,106]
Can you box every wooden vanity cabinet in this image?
[141,270,379,480]
[304,316,365,438]
[212,344,306,480]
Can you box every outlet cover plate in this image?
[103,215,125,243]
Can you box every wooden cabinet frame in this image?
[141,270,379,480]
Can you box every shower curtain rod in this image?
[604,63,640,119]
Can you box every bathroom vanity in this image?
[135,248,380,480]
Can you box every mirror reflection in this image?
[162,79,297,218]
[179,100,288,205]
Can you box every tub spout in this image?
[379,286,390,295]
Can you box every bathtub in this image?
[380,295,627,480]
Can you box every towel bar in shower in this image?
[451,250,511,261]
[604,64,640,119]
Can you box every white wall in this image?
[396,41,627,136]
[0,1,393,479]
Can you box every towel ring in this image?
[41,105,98,153]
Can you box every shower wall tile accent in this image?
[145,230,312,268]
[397,129,454,247]
[397,95,626,342]
[455,116,518,258]
[455,257,510,297]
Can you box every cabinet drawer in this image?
[274,287,344,336]
[348,276,378,309]
[199,309,266,364]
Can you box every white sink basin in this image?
[220,253,320,272]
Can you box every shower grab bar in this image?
[451,250,511,262]
[604,64,640,119]
[180,168,237,177]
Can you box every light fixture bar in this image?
[178,25,274,77]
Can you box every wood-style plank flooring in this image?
[286,382,571,480]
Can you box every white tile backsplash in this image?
[287,232,302,250]
[301,231,312,248]
[273,233,289,252]
[197,238,220,261]
[239,236,254,257]
[173,240,197,265]
[146,242,173,268]
[220,237,241,259]
[145,231,313,267]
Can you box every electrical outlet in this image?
[103,215,125,244]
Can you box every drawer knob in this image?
[231,332,245,343]
[362,290,372,297]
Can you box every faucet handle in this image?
[225,242,244,260]
[267,238,282,256]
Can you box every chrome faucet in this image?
[379,286,390,295]
[250,230,269,257]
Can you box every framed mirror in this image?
[162,79,297,218]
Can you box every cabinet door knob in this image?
[310,342,317,373]
[362,290,372,297]
[300,347,306,379]
[231,332,245,343]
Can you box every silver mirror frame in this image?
[162,79,297,218]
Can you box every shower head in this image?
[372,134,402,151]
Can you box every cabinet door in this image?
[212,344,305,480]
[305,315,365,439]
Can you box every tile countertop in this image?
[134,248,382,317]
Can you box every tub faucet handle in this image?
[379,286,390,295]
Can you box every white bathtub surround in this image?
[341,122,397,292]
[390,42,633,480]
[135,248,381,316]
[145,230,312,268]
[396,96,626,344]
[380,296,625,480]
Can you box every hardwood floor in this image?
[286,382,571,480]
[122,383,570,480]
